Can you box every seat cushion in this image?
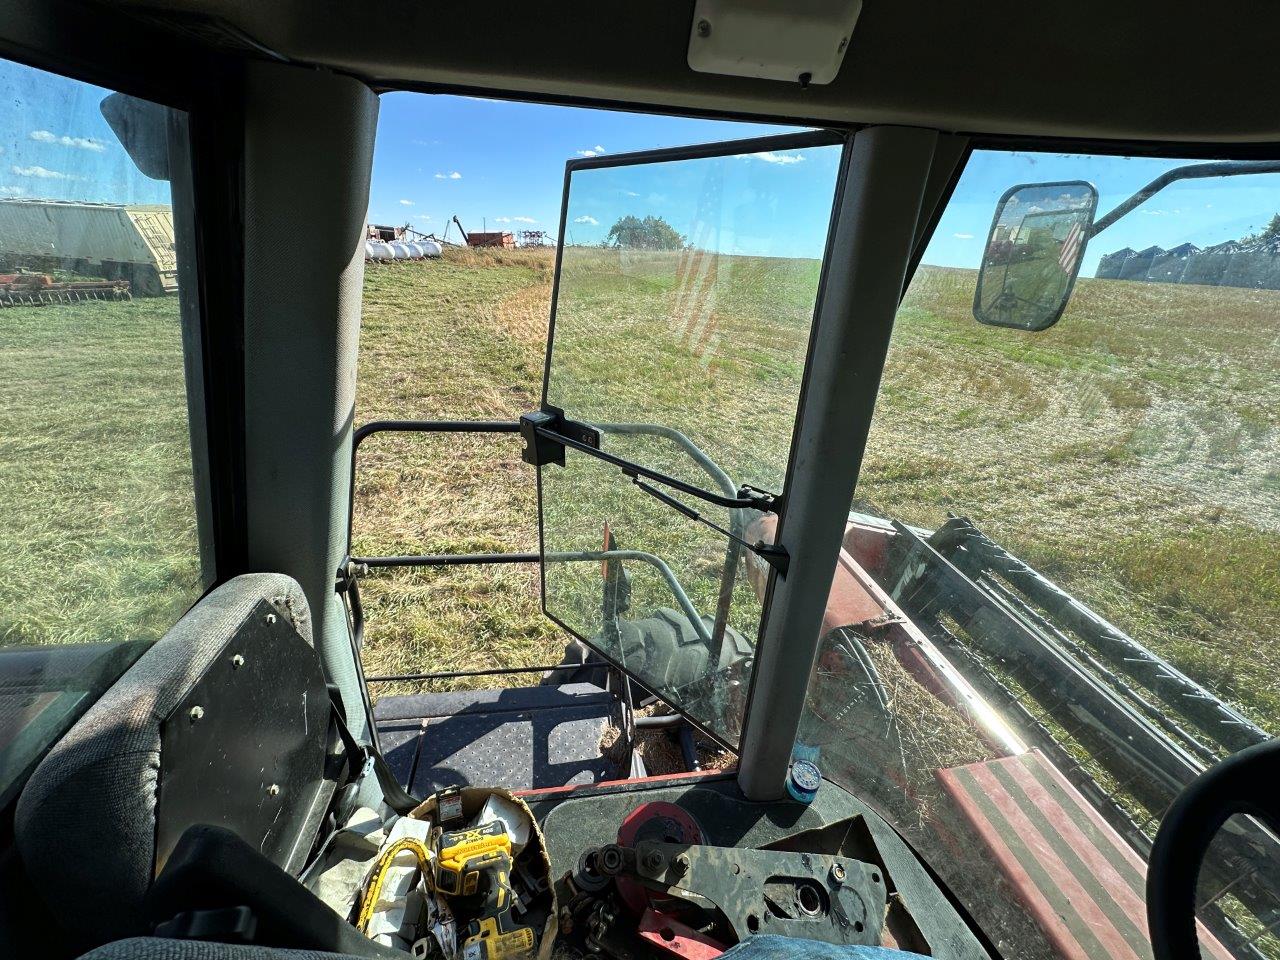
[15,574,311,950]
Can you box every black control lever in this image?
[519,406,781,515]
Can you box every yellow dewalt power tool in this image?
[435,820,511,897]
[460,910,535,960]
[436,821,536,960]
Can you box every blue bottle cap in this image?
[787,759,821,804]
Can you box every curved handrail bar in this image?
[545,548,711,646]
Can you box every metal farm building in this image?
[465,230,516,249]
[0,199,179,295]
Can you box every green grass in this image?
[862,266,1280,726]
[4,249,1277,737]
[0,296,202,648]
[353,249,563,695]
[356,250,1279,741]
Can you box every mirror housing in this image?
[100,92,172,181]
[973,180,1098,331]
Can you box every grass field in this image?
[3,246,1276,736]
[876,267,1279,726]
[356,248,1278,728]
[352,248,562,693]
[0,296,202,649]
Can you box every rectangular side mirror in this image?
[974,180,1097,331]
[100,92,173,181]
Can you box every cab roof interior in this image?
[11,1,1280,146]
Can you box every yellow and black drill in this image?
[435,821,536,960]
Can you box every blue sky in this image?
[369,92,808,247]
[560,144,842,259]
[6,54,1280,277]
[371,93,1280,276]
[0,59,170,204]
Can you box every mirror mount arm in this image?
[519,408,782,514]
[1090,159,1280,238]
[632,478,790,578]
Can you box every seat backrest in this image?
[14,573,316,951]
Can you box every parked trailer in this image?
[0,199,178,296]
[466,230,515,248]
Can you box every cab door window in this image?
[0,58,206,802]
[537,134,845,745]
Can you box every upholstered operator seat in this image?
[14,574,316,952]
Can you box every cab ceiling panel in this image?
[111,0,1280,142]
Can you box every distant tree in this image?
[1242,212,1280,250]
[605,215,686,251]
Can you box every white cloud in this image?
[493,217,511,223]
[11,164,80,180]
[576,145,606,157]
[30,130,106,152]
[622,190,639,198]
[573,215,599,226]
[433,171,463,180]
[0,185,21,195]
[953,232,974,239]
[512,216,536,223]
[746,151,805,165]
[398,199,415,206]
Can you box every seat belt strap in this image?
[326,685,421,816]
[330,562,422,815]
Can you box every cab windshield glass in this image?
[798,149,1279,958]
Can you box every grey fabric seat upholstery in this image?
[15,574,313,951]
[78,939,364,960]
